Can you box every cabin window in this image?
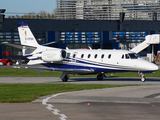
[88,54,91,58]
[125,54,130,59]
[108,54,111,59]
[101,54,104,59]
[73,54,76,58]
[122,54,124,59]
[81,54,84,58]
[95,54,97,58]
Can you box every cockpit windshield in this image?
[128,53,141,59]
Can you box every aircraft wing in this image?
[13,66,95,73]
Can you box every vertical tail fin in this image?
[17,23,39,47]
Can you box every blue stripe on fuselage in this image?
[42,63,128,73]
[31,57,135,72]
[69,58,131,70]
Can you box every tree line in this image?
[7,10,55,19]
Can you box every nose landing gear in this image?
[138,72,146,82]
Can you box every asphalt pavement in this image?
[0,76,160,85]
[0,78,160,120]
[0,70,160,119]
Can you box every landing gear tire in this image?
[141,77,146,82]
[62,75,68,82]
[97,74,103,81]
[138,72,146,82]
[60,72,69,82]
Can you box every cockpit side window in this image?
[125,54,130,59]
[128,53,140,59]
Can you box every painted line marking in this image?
[60,114,67,120]
[42,93,67,120]
[53,109,60,115]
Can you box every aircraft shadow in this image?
[69,77,160,82]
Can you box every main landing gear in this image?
[60,72,147,82]
[60,72,69,82]
[138,72,146,82]
[61,72,105,82]
[97,73,105,81]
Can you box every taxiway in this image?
[1,77,160,120]
[0,76,160,84]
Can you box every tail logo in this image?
[24,30,34,41]
[25,31,27,36]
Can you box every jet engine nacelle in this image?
[41,49,66,62]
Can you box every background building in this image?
[1,19,160,59]
[55,0,160,20]
[1,0,160,60]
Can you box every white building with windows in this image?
[55,0,160,20]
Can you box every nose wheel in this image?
[141,76,146,82]
[138,72,146,82]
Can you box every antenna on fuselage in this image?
[66,47,69,50]
[88,46,92,50]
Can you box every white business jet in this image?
[3,23,159,82]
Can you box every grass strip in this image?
[0,83,139,103]
[0,68,159,77]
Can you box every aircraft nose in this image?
[154,64,159,71]
[148,63,159,71]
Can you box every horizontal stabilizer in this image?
[2,42,36,49]
[27,60,45,65]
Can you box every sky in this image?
[0,0,56,14]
